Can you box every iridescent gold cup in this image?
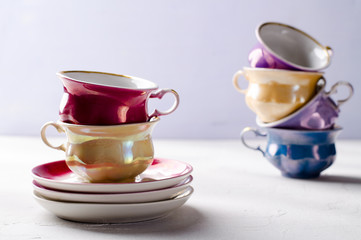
[40,118,159,183]
[233,67,324,122]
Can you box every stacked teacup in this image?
[33,71,193,223]
[233,22,354,179]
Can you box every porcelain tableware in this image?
[233,67,324,122]
[256,81,353,130]
[32,175,193,203]
[33,187,193,223]
[40,118,159,183]
[32,159,193,193]
[58,70,179,125]
[248,22,332,71]
[240,126,342,178]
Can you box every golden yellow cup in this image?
[40,118,159,183]
[233,67,324,122]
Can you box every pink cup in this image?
[58,71,180,125]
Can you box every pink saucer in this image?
[32,158,193,193]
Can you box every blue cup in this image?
[241,127,342,178]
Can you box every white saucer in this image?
[32,158,193,193]
[33,175,192,203]
[33,187,194,223]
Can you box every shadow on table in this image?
[60,205,204,235]
[312,175,361,184]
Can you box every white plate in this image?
[33,187,193,223]
[33,175,193,203]
[32,158,193,193]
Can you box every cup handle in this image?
[240,127,267,156]
[317,76,326,86]
[40,122,66,152]
[326,46,333,58]
[148,89,180,118]
[325,81,354,107]
[232,70,247,94]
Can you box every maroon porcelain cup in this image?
[58,71,180,125]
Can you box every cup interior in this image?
[57,71,158,90]
[257,22,330,70]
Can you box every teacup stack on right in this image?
[233,22,354,179]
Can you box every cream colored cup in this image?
[233,67,324,122]
[40,118,159,183]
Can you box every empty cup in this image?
[233,67,324,122]
[248,22,332,71]
[58,71,179,125]
[241,126,342,178]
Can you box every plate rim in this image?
[32,175,193,203]
[31,158,193,193]
[33,187,194,223]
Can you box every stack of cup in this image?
[233,22,354,179]
[33,71,194,223]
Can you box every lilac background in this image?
[0,0,360,139]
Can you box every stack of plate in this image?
[31,158,193,223]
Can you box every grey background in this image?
[0,0,360,139]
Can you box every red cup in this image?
[58,71,179,125]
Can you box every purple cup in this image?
[248,22,333,72]
[256,81,354,130]
[249,43,298,70]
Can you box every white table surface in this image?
[1,136,361,240]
